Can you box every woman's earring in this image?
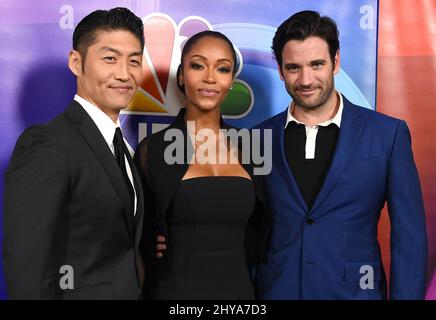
[229,86,233,91]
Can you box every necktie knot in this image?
[114,127,124,147]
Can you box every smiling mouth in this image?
[109,85,133,93]
[198,89,219,97]
[297,88,318,96]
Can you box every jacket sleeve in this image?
[387,120,428,299]
[3,126,69,299]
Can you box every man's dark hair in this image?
[272,10,340,67]
[72,7,144,65]
[176,30,238,94]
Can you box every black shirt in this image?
[284,122,339,210]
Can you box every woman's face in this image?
[179,36,235,113]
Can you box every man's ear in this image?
[333,50,340,75]
[68,50,83,77]
[277,63,285,81]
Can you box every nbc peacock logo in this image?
[121,13,254,148]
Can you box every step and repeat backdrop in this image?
[0,0,434,299]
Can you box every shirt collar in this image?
[74,94,121,151]
[284,91,344,129]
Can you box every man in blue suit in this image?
[256,10,427,299]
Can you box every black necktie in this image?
[113,127,135,212]
[113,128,145,289]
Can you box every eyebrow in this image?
[284,59,327,68]
[310,59,326,65]
[99,46,143,57]
[284,62,299,68]
[189,54,232,64]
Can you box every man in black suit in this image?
[3,8,145,299]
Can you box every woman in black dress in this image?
[134,31,270,300]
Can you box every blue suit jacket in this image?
[255,95,427,299]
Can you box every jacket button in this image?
[305,218,315,226]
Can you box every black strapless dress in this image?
[154,176,256,300]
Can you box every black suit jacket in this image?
[134,109,271,296]
[3,101,144,299]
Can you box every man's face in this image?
[69,30,143,121]
[279,36,339,111]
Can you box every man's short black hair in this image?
[72,7,144,64]
[272,10,340,67]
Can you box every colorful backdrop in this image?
[0,0,434,299]
[377,0,436,300]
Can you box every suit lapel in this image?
[126,150,144,248]
[311,98,367,215]
[274,111,308,212]
[152,110,190,236]
[66,101,135,240]
[156,154,188,237]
